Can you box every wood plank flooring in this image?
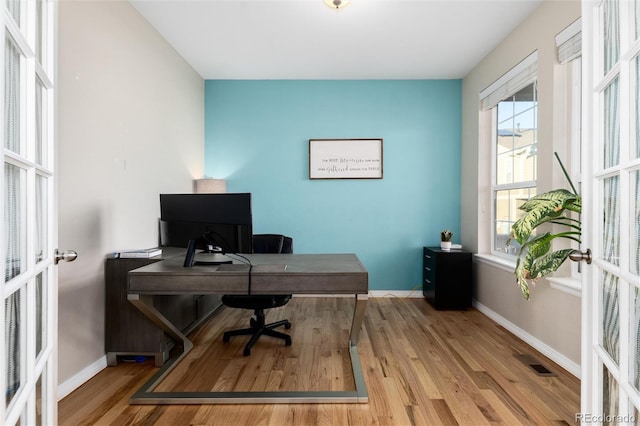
[59,297,580,425]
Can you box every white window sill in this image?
[547,277,582,298]
[474,253,516,273]
[474,254,582,298]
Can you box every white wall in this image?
[461,0,582,370]
[57,0,204,385]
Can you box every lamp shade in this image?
[194,179,227,194]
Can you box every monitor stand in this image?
[184,238,233,267]
[194,252,233,265]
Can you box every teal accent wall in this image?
[204,80,462,291]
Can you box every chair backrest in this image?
[281,236,293,254]
[252,234,293,254]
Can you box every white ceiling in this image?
[129,0,542,80]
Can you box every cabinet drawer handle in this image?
[425,279,431,284]
[425,255,432,259]
[425,267,431,271]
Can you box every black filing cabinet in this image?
[423,247,472,310]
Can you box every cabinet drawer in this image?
[423,250,436,278]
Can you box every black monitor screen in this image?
[159,193,253,253]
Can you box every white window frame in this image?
[490,85,538,259]
[547,20,583,298]
[480,51,539,260]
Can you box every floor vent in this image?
[514,353,556,377]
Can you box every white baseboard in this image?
[473,300,581,378]
[368,290,423,298]
[292,294,353,298]
[58,355,107,401]
[293,290,423,299]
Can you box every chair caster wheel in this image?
[250,318,257,328]
[243,348,251,356]
[223,334,230,343]
[285,337,292,346]
[285,322,292,329]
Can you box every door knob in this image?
[55,249,78,265]
[569,249,592,264]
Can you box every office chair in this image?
[221,234,293,356]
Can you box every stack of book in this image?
[114,248,162,259]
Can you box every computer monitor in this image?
[159,193,253,254]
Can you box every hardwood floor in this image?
[59,297,580,425]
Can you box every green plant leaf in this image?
[510,153,582,300]
[523,232,553,259]
[518,189,578,212]
[516,274,531,300]
[514,245,574,300]
[513,234,550,299]
[511,189,580,245]
[564,197,581,213]
[514,256,531,300]
[528,249,575,279]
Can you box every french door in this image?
[2,0,58,424]
[582,0,640,422]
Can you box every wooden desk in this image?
[127,253,369,404]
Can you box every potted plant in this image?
[440,229,453,251]
[507,152,581,300]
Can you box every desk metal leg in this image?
[350,293,367,345]
[128,292,368,404]
[127,294,193,393]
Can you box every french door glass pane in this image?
[603,175,620,266]
[36,375,43,426]
[6,1,20,26]
[4,33,21,154]
[603,271,620,364]
[633,170,640,276]
[5,163,25,282]
[604,78,620,169]
[633,0,640,40]
[35,78,46,167]
[36,175,47,263]
[636,56,640,159]
[5,290,21,407]
[636,0,640,41]
[632,286,640,391]
[603,366,620,425]
[36,273,45,357]
[36,0,43,64]
[603,0,620,75]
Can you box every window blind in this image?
[556,18,582,64]
[479,51,538,111]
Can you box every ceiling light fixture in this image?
[324,0,351,10]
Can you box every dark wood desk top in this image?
[128,253,368,295]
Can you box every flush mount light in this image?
[324,0,351,10]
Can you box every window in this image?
[480,51,538,257]
[493,82,538,255]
